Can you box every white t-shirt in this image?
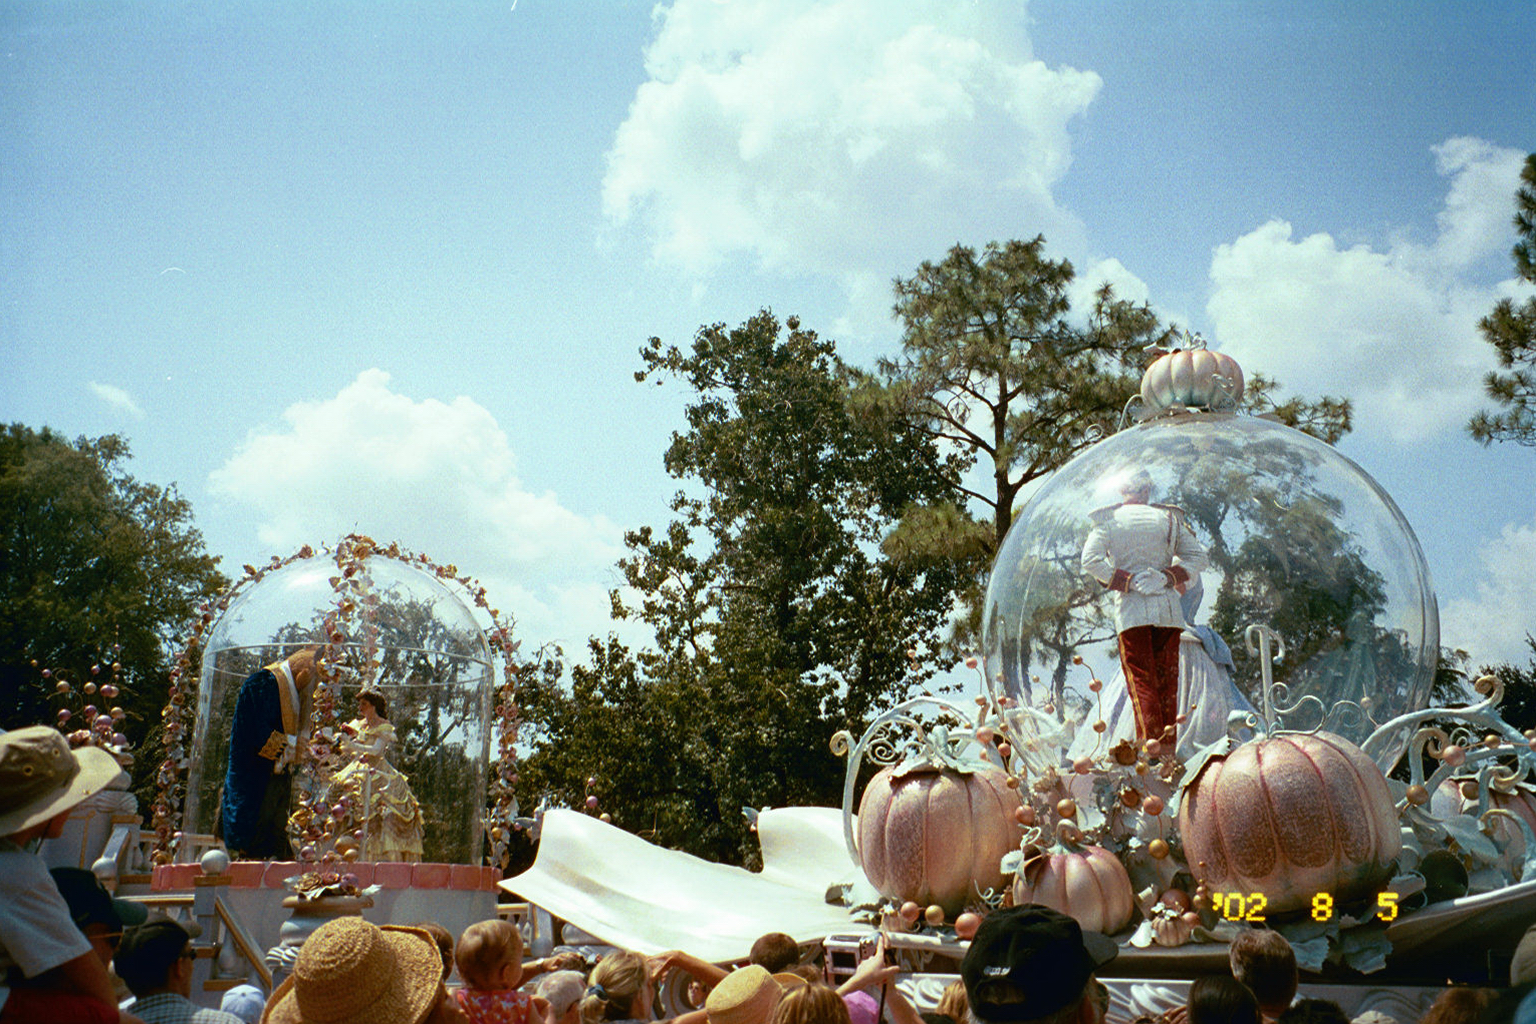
[0,837,94,1011]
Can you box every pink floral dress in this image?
[455,988,537,1024]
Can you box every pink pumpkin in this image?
[1149,912,1195,947]
[1140,349,1244,415]
[1011,843,1135,934]
[1432,778,1536,862]
[1179,731,1400,915]
[857,764,1020,916]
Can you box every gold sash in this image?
[255,662,303,770]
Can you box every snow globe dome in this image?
[182,546,495,863]
[981,401,1438,775]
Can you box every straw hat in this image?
[262,918,444,1024]
[706,965,785,1024]
[0,725,123,836]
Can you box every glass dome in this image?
[183,554,495,863]
[981,412,1438,773]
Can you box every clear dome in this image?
[981,412,1438,772]
[183,554,495,862]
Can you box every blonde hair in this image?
[937,980,969,1024]
[770,985,849,1024]
[581,950,648,1024]
[455,919,523,991]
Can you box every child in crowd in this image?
[455,919,555,1024]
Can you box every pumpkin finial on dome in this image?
[1138,330,1245,419]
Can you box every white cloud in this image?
[89,381,144,418]
[603,0,1099,283]
[1071,257,1150,308]
[1440,518,1536,669]
[207,370,636,654]
[1205,138,1530,444]
[1065,256,1162,327]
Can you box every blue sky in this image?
[3,1,1533,672]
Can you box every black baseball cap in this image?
[50,867,150,931]
[959,905,1118,1023]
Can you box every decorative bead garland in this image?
[32,635,130,757]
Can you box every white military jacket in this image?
[1080,501,1209,632]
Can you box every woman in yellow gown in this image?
[334,689,425,861]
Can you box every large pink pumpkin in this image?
[1179,731,1401,914]
[1140,349,1244,415]
[1011,843,1135,934]
[857,764,1020,916]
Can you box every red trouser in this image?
[1118,625,1182,744]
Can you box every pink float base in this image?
[150,860,504,959]
[151,860,501,892]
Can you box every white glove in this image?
[1131,568,1168,595]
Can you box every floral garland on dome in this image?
[151,535,523,867]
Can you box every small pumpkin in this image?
[1432,777,1536,863]
[1149,909,1195,947]
[857,763,1021,916]
[1011,840,1135,934]
[1140,348,1244,416]
[1179,730,1400,915]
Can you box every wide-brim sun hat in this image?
[0,725,124,836]
[706,965,785,1024]
[262,918,443,1024]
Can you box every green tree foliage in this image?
[870,238,1175,647]
[0,425,227,795]
[1241,373,1353,444]
[1469,152,1536,446]
[515,312,965,864]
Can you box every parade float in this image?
[40,345,1536,1016]
[48,535,532,1000]
[821,340,1536,1018]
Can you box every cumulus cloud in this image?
[1206,138,1530,443]
[603,0,1099,285]
[89,381,144,418]
[207,370,632,652]
[1072,257,1150,307]
[1440,518,1536,669]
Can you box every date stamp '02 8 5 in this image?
[1210,890,1400,923]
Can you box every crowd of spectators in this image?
[3,728,1532,1024]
